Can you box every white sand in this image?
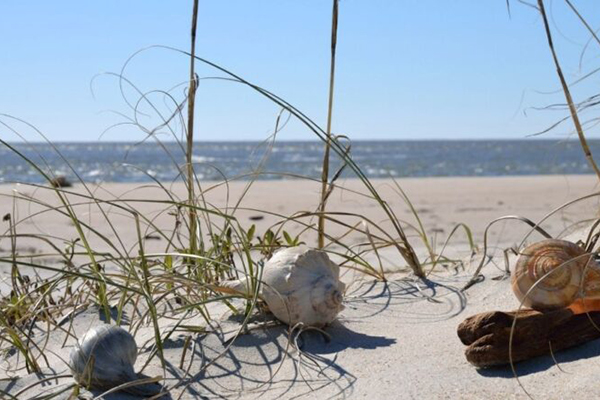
[2,175,598,257]
[1,175,600,399]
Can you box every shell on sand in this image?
[224,246,345,327]
[69,324,162,396]
[511,239,600,311]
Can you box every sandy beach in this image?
[2,174,599,256]
[1,174,600,399]
[5,0,600,398]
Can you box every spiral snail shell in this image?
[69,324,162,396]
[511,239,600,312]
[224,246,345,327]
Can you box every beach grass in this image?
[0,46,469,400]
[0,3,525,398]
[4,1,600,398]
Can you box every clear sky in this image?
[1,1,599,142]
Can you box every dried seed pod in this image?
[69,324,161,396]
[511,239,600,311]
[225,246,345,327]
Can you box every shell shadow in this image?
[86,384,172,400]
[0,369,171,400]
[476,338,600,378]
[296,320,396,355]
[177,318,369,399]
[170,322,290,399]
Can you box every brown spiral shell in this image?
[511,239,600,311]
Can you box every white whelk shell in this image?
[69,324,162,396]
[511,239,600,312]
[225,246,346,327]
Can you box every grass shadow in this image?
[344,278,467,322]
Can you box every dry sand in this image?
[2,174,598,258]
[1,175,600,399]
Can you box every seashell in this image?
[224,246,345,327]
[69,324,162,396]
[511,239,600,312]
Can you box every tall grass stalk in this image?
[5,212,23,298]
[186,0,200,256]
[536,0,600,182]
[318,0,339,249]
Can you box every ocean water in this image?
[0,140,599,183]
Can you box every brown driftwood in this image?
[457,308,600,368]
[49,176,72,188]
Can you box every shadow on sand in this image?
[344,277,468,322]
[173,306,398,399]
[476,338,600,378]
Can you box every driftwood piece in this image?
[457,308,600,368]
[49,176,72,188]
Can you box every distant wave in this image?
[0,140,598,183]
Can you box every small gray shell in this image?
[69,325,161,396]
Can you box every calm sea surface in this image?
[1,140,599,183]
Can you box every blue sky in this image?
[1,1,599,142]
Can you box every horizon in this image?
[6,137,598,144]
